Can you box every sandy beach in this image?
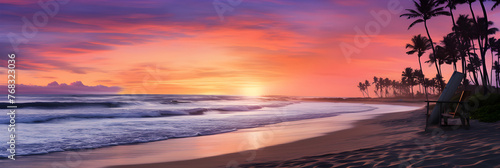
[2,101,499,168]
[0,102,419,168]
[107,102,500,168]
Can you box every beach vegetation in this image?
[467,93,500,122]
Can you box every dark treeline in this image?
[359,0,500,98]
[357,67,444,98]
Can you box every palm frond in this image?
[407,50,417,55]
[408,19,424,30]
[492,0,500,10]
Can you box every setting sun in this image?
[241,85,264,96]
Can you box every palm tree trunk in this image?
[491,48,495,85]
[463,54,467,82]
[418,57,429,100]
[453,62,457,71]
[439,64,442,74]
[479,66,484,84]
[497,72,499,92]
[449,7,456,27]
[379,86,384,98]
[424,20,441,77]
[461,40,470,85]
[469,2,477,25]
[474,70,480,86]
[470,73,477,85]
[479,0,490,88]
[379,88,383,98]
[385,88,388,98]
[449,7,461,74]
[473,40,477,55]
[496,70,499,90]
[497,73,499,93]
[410,83,414,98]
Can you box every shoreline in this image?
[110,101,500,168]
[0,101,423,168]
[107,102,426,168]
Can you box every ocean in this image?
[0,94,385,158]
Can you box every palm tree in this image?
[364,80,371,97]
[433,74,445,93]
[402,67,416,97]
[438,0,466,29]
[463,0,489,88]
[423,78,433,94]
[468,53,482,85]
[372,77,380,97]
[454,14,474,83]
[379,77,385,97]
[493,61,500,91]
[438,0,467,73]
[358,82,366,97]
[475,17,498,87]
[478,1,492,85]
[496,39,500,89]
[384,78,391,97]
[488,37,498,84]
[414,69,425,92]
[406,35,432,73]
[463,0,497,90]
[426,45,447,75]
[391,80,398,96]
[454,15,474,56]
[405,35,431,100]
[427,77,437,94]
[400,0,450,77]
[441,33,460,71]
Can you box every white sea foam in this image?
[0,95,382,157]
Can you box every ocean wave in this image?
[0,109,195,124]
[0,102,126,109]
[0,99,388,158]
[136,95,247,102]
[0,102,295,124]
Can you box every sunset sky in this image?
[1,0,499,97]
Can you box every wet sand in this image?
[108,103,430,168]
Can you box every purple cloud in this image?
[2,81,121,94]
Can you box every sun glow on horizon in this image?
[241,85,264,97]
